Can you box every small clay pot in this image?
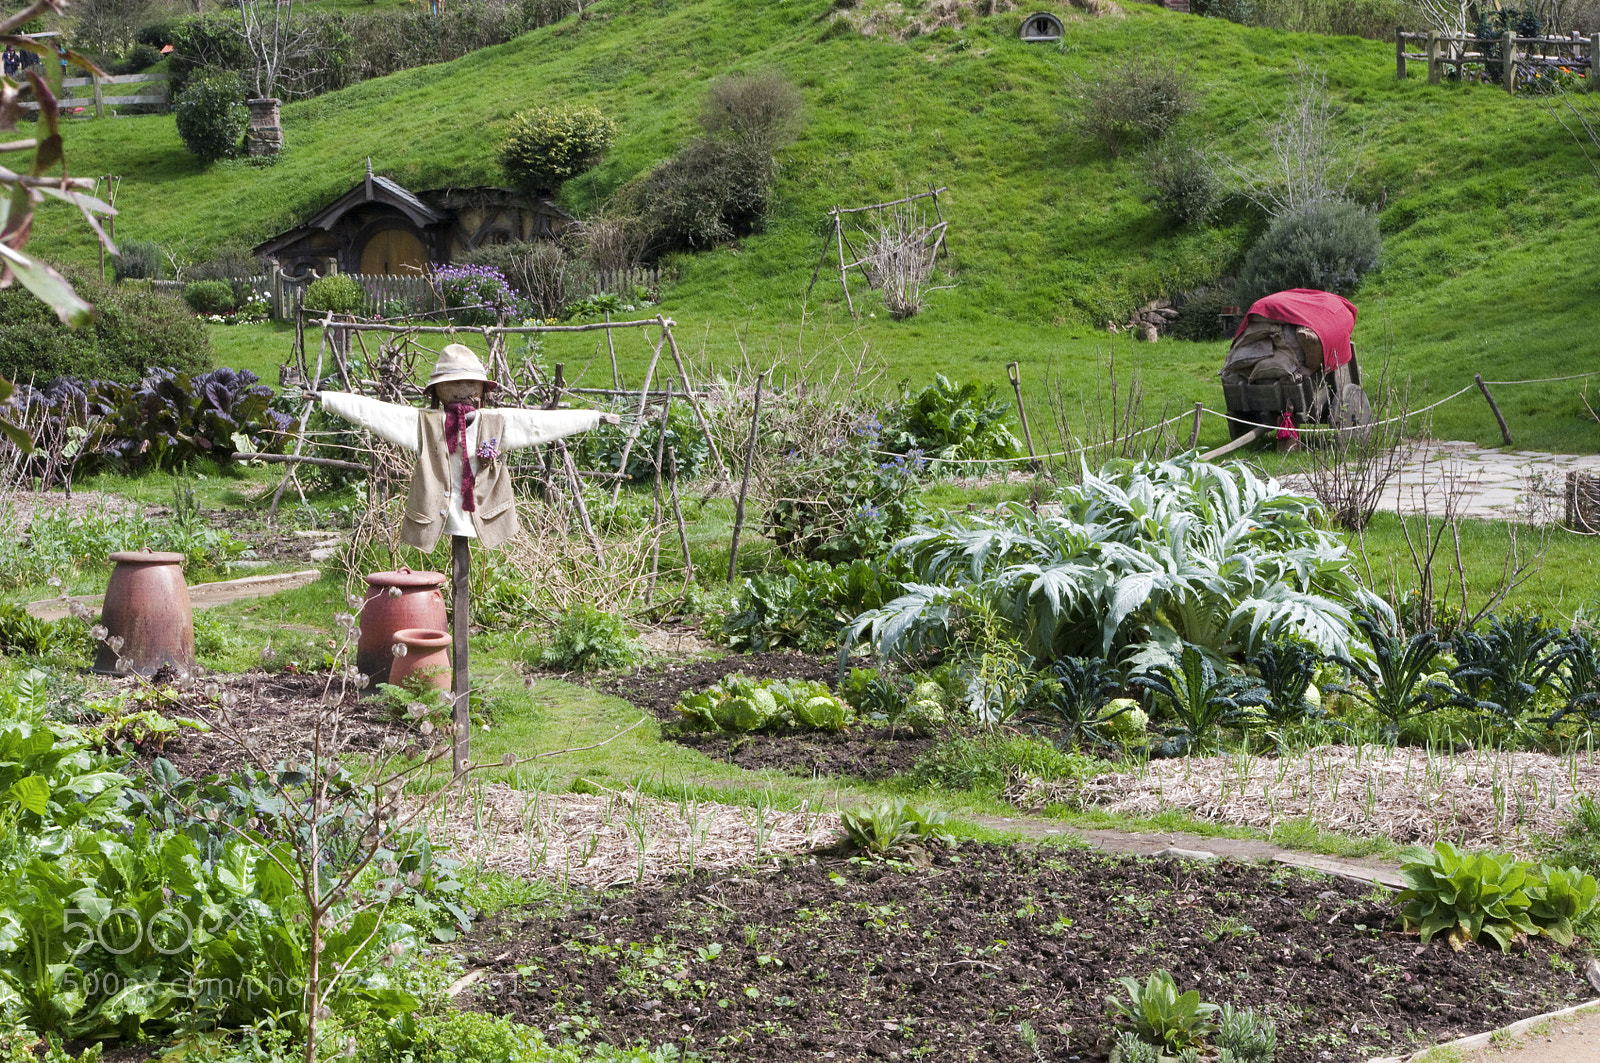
[94,550,195,676]
[358,568,447,685]
[388,628,452,693]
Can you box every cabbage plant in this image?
[848,456,1382,668]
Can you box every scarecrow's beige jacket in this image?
[319,393,604,552]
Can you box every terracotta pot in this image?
[358,568,447,685]
[94,550,195,676]
[388,628,452,692]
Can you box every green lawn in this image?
[23,0,1600,455]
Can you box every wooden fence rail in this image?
[1396,28,1600,91]
[18,71,169,116]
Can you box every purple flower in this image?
[477,436,501,461]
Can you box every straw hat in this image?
[424,344,497,397]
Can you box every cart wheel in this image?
[1307,385,1333,429]
[1330,383,1374,443]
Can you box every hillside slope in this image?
[29,0,1600,450]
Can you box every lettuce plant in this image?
[674,675,853,734]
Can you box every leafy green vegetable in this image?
[1106,969,1219,1056]
[674,675,853,734]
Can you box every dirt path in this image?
[25,568,323,621]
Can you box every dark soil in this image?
[670,728,937,781]
[599,652,932,781]
[462,845,1587,1063]
[122,669,430,780]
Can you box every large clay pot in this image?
[388,628,452,693]
[358,568,447,685]
[94,550,195,676]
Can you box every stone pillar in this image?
[245,97,282,157]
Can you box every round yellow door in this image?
[359,228,427,275]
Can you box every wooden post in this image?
[1427,31,1442,84]
[660,319,730,481]
[726,373,764,583]
[646,383,671,604]
[451,534,470,778]
[92,72,103,118]
[1397,26,1407,79]
[1187,401,1204,450]
[1005,362,1038,470]
[1504,29,1518,93]
[604,311,620,390]
[609,331,664,505]
[1475,374,1513,445]
[1590,35,1600,90]
[667,444,693,582]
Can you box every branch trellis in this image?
[271,314,730,548]
[808,186,949,318]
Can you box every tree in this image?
[0,0,120,452]
[235,0,319,100]
[1221,60,1369,219]
[67,0,152,60]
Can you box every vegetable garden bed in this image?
[460,844,1591,1063]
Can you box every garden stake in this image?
[1005,361,1038,471]
[1188,402,1204,450]
[1475,374,1513,445]
[647,383,672,604]
[269,321,330,519]
[605,311,620,390]
[660,317,730,481]
[611,329,665,505]
[727,372,766,583]
[668,444,693,582]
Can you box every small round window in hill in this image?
[1019,12,1064,41]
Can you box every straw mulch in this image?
[419,782,841,891]
[1071,743,1600,853]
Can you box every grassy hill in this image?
[29,0,1600,451]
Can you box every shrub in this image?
[113,41,161,75]
[457,240,571,319]
[713,558,903,652]
[1396,841,1578,951]
[1233,199,1380,307]
[1167,286,1234,342]
[497,104,617,192]
[632,135,776,250]
[160,16,248,98]
[113,238,163,281]
[1142,134,1221,227]
[529,603,640,672]
[766,437,922,564]
[302,274,365,315]
[433,263,524,326]
[173,68,247,162]
[907,733,1100,797]
[882,374,1022,463]
[0,273,211,384]
[182,280,237,315]
[1070,54,1197,158]
[700,70,803,154]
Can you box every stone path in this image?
[1281,440,1600,525]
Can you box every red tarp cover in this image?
[1232,289,1357,369]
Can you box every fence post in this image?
[1590,35,1600,90]
[269,263,283,321]
[1396,26,1407,79]
[1427,31,1442,84]
[1504,29,1518,93]
[91,73,103,118]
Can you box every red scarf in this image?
[443,402,477,513]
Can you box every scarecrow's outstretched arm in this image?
[320,392,421,452]
[496,408,615,452]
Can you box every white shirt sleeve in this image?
[495,408,608,453]
[320,393,421,452]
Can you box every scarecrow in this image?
[317,344,618,772]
